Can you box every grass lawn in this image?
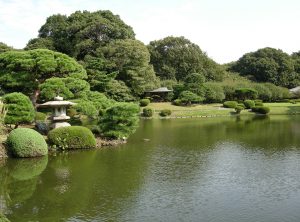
[141,102,300,118]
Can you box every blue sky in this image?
[1,0,300,64]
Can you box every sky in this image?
[1,0,300,64]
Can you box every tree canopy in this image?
[95,39,157,97]
[147,36,226,82]
[36,10,135,60]
[232,47,299,88]
[0,49,87,108]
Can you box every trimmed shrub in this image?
[66,117,83,126]
[85,125,101,134]
[255,102,264,106]
[251,106,262,112]
[161,109,172,116]
[254,100,263,103]
[173,99,182,106]
[7,128,48,157]
[235,106,244,114]
[140,99,150,106]
[243,100,255,109]
[48,126,96,149]
[99,109,106,116]
[1,92,35,129]
[36,112,47,120]
[223,101,238,108]
[143,107,155,117]
[259,107,270,114]
[66,109,77,117]
[237,103,246,108]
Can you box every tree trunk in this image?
[30,87,41,110]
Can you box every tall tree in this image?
[37,10,135,60]
[95,39,158,98]
[232,47,298,88]
[0,49,87,109]
[147,36,226,82]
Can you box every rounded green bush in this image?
[47,126,96,149]
[7,128,48,157]
[99,109,106,116]
[140,99,150,106]
[143,107,155,117]
[235,106,244,114]
[85,125,101,134]
[259,106,270,114]
[251,106,262,112]
[237,103,246,108]
[161,109,172,116]
[255,102,264,106]
[66,109,77,117]
[173,99,182,106]
[243,100,255,109]
[36,112,47,120]
[254,100,263,103]
[223,101,238,108]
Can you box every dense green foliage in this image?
[24,38,56,51]
[235,88,258,100]
[147,36,226,82]
[232,47,299,88]
[243,100,255,109]
[235,106,244,114]
[173,99,182,106]
[85,125,102,134]
[0,101,7,135]
[99,109,106,116]
[259,106,270,114]
[223,101,238,108]
[66,109,77,117]
[205,82,225,102]
[48,126,96,149]
[37,10,135,60]
[98,103,141,139]
[95,39,157,98]
[161,109,172,117]
[36,112,47,120]
[7,128,48,157]
[251,106,262,112]
[1,93,35,129]
[143,107,155,117]
[237,103,246,108]
[255,102,264,106]
[179,91,202,105]
[140,99,150,106]
[0,212,10,222]
[0,49,87,108]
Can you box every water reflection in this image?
[1,115,300,221]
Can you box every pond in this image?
[1,115,300,221]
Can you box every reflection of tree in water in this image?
[0,158,10,215]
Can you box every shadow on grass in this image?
[286,106,300,115]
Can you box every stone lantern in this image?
[39,96,77,132]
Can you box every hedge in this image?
[255,102,264,106]
[7,128,48,157]
[243,100,255,109]
[36,112,47,121]
[235,106,244,114]
[47,126,96,149]
[223,101,238,108]
[259,107,270,114]
[140,99,150,106]
[251,106,262,112]
[161,109,172,116]
[143,107,155,117]
[173,99,182,106]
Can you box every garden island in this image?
[1,9,300,222]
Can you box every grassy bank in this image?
[140,102,300,118]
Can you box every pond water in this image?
[1,115,300,221]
